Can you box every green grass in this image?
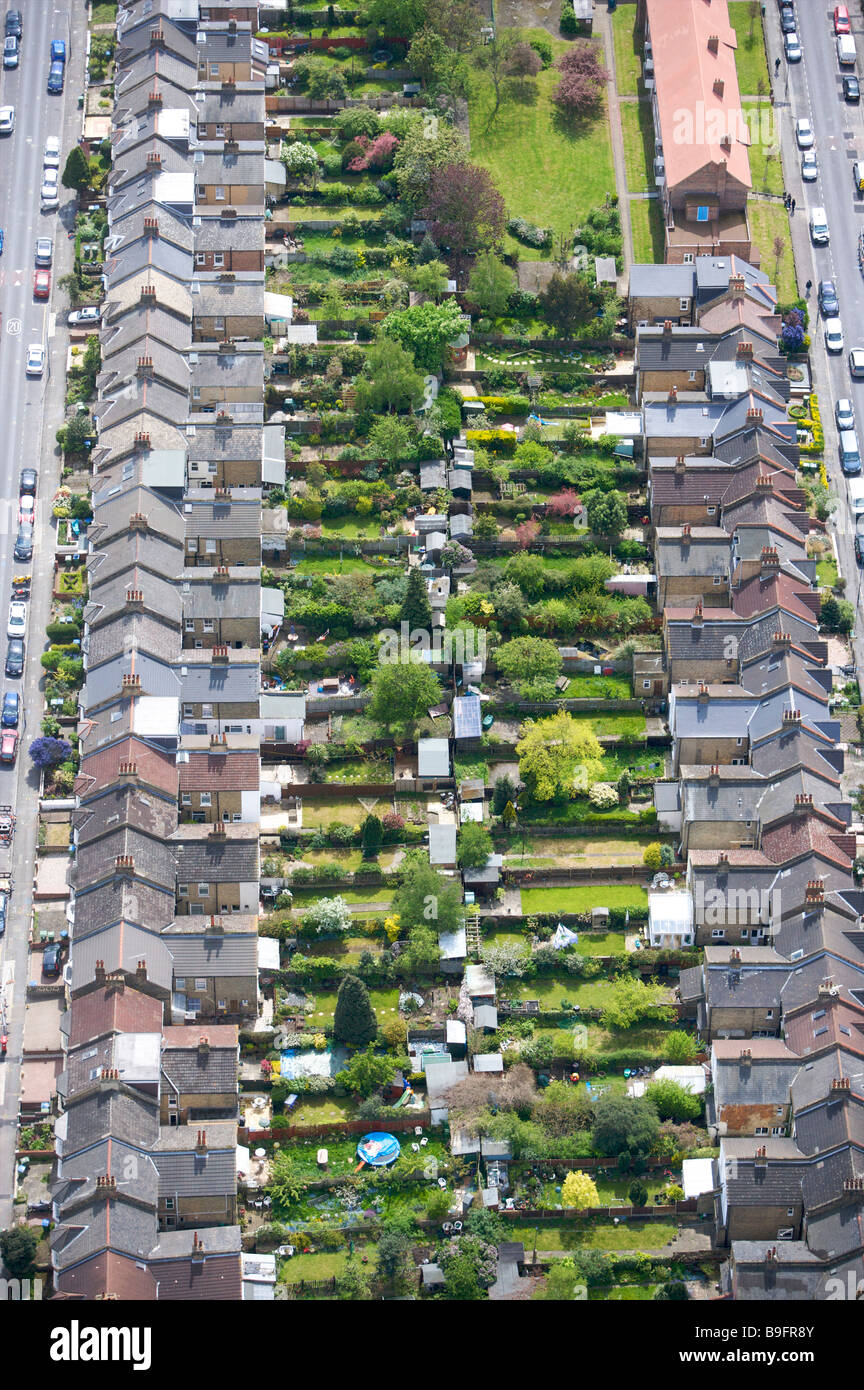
[468,29,616,261]
[319,516,384,540]
[510,975,613,1009]
[629,198,665,263]
[564,676,632,699]
[618,101,654,194]
[292,556,377,575]
[590,1284,659,1300]
[520,883,648,914]
[510,1220,678,1251]
[571,931,629,955]
[280,1250,348,1284]
[743,102,782,195]
[300,800,369,829]
[748,199,797,301]
[817,556,838,590]
[728,1,770,95]
[306,987,399,1023]
[91,1,118,23]
[611,6,644,96]
[289,1094,359,1126]
[290,887,392,908]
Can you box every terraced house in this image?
[50,0,271,1301]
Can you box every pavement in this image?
[764,5,864,677]
[0,0,88,1230]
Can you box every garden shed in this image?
[452,695,482,743]
[429,823,458,867]
[417,738,451,780]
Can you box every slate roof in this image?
[72,826,179,894]
[161,1026,238,1094]
[163,931,258,976]
[69,922,175,993]
[71,876,177,938]
[171,826,259,881]
[73,784,179,845]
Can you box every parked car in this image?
[796,117,815,148]
[835,5,851,34]
[825,318,845,354]
[17,493,33,523]
[42,942,62,976]
[7,601,26,639]
[43,135,60,167]
[4,10,21,37]
[836,398,855,431]
[1,692,18,728]
[801,150,818,181]
[33,267,50,298]
[780,5,795,32]
[5,638,24,677]
[851,348,864,378]
[0,105,14,135]
[34,238,52,267]
[13,519,32,560]
[785,31,802,62]
[0,890,7,936]
[819,279,840,315]
[19,467,36,494]
[50,38,66,63]
[47,60,63,93]
[0,731,18,764]
[843,74,860,102]
[25,344,45,377]
[2,34,18,67]
[67,305,101,326]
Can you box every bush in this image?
[507,216,552,249]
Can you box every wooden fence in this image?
[502,865,653,885]
[241,1111,432,1143]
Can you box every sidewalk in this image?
[595,5,635,283]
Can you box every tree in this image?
[424,161,507,255]
[552,41,607,116]
[408,26,467,92]
[468,251,515,318]
[457,820,494,870]
[392,852,464,936]
[821,594,855,633]
[516,711,604,801]
[381,300,467,371]
[401,922,440,971]
[665,1030,697,1064]
[646,1078,702,1123]
[539,271,595,334]
[400,566,433,631]
[593,1095,660,1159]
[375,1215,413,1286]
[585,489,628,539]
[642,842,663,869]
[303,895,352,935]
[365,0,429,35]
[333,974,378,1046]
[781,308,805,353]
[393,120,469,209]
[496,636,562,692]
[655,1280,690,1300]
[339,1251,372,1300]
[361,813,383,860]
[0,1225,37,1278]
[407,259,450,300]
[772,234,786,281]
[368,658,441,728]
[600,976,674,1031]
[29,736,73,768]
[354,335,424,414]
[62,145,91,192]
[506,41,543,87]
[547,488,581,518]
[269,1151,303,1209]
[441,539,473,574]
[369,415,412,462]
[340,1044,397,1098]
[628,1178,649,1207]
[345,132,399,173]
[561,1170,600,1210]
[282,141,319,183]
[440,1233,498,1292]
[473,27,519,116]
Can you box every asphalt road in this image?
[767,2,864,674]
[0,0,86,1230]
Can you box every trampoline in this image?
[356,1132,401,1167]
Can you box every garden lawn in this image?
[629,198,664,263]
[611,6,644,96]
[319,517,385,540]
[619,100,654,194]
[817,556,838,590]
[299,799,369,829]
[293,556,378,575]
[564,675,632,698]
[748,200,797,301]
[279,1250,348,1283]
[306,987,399,1023]
[743,102,782,195]
[510,975,613,1009]
[289,887,392,908]
[510,1220,678,1251]
[728,2,769,95]
[288,1094,358,1126]
[519,884,648,914]
[589,1284,659,1300]
[468,29,616,260]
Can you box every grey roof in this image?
[84,651,183,710]
[161,1043,238,1095]
[417,738,450,777]
[55,1136,160,1209]
[655,528,730,578]
[73,785,178,845]
[103,203,196,258]
[181,574,261,618]
[72,823,179,894]
[713,1051,800,1110]
[629,263,697,298]
[473,1004,498,1029]
[192,215,266,252]
[84,611,181,669]
[420,462,446,490]
[428,823,457,865]
[186,422,263,464]
[89,482,185,546]
[71,876,177,938]
[722,1138,808,1205]
[164,931,258,976]
[171,831,259,883]
[188,347,264,393]
[194,151,265,186]
[69,922,175,994]
[179,662,260,704]
[51,1198,158,1271]
[101,304,192,358]
[194,282,265,319]
[86,567,183,629]
[62,1085,160,1153]
[104,234,194,287]
[196,90,266,127]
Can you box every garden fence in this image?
[241,1111,432,1143]
[501,1201,698,1223]
[502,865,652,885]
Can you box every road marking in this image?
[5,318,20,335]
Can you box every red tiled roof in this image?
[784,997,864,1058]
[75,736,178,800]
[177,750,259,791]
[645,0,751,193]
[154,1253,242,1300]
[67,981,164,1049]
[699,299,778,337]
[760,813,856,870]
[55,1251,156,1300]
[161,1024,238,1049]
[732,572,821,624]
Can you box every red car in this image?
[33,268,51,299]
[0,731,18,763]
[835,5,851,34]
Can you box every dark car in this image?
[13,519,32,561]
[47,60,63,93]
[42,942,62,977]
[819,279,840,315]
[856,533,864,566]
[844,74,861,102]
[5,638,23,677]
[0,890,7,937]
[19,468,35,495]
[4,10,20,36]
[1,692,18,727]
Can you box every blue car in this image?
[1,692,18,727]
[47,61,63,92]
[0,230,4,255]
[50,38,65,63]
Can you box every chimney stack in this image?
[707,33,719,52]
[697,682,710,702]
[782,708,802,724]
[136,356,154,377]
[746,406,763,424]
[198,1035,210,1057]
[118,761,138,778]
[129,512,148,531]
[143,215,160,234]
[94,959,106,984]
[147,91,162,110]
[708,763,720,784]
[140,285,157,303]
[729,274,746,299]
[674,454,685,474]
[121,673,142,692]
[195,1129,208,1153]
[191,1232,205,1263]
[114,855,135,873]
[134,431,151,449]
[736,341,753,358]
[691,600,704,627]
[668,384,678,403]
[772,631,791,649]
[739,1048,752,1065]
[805,878,825,907]
[663,319,673,336]
[212,645,229,663]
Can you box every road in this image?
[766,3,864,676]
[0,0,87,1231]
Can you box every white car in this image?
[43,135,61,168]
[825,317,845,354]
[836,398,855,431]
[7,602,26,640]
[851,349,864,379]
[40,168,59,208]
[67,305,101,327]
[0,105,14,136]
[801,150,818,182]
[785,30,802,62]
[25,344,45,376]
[796,117,815,148]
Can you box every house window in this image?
[240,999,249,1008]
[177,884,189,898]
[786,1207,794,1216]
[213,316,225,332]
[765,1010,774,1019]
[214,186,226,201]
[192,387,201,400]
[711,929,726,938]
[183,704,195,718]
[190,904,205,915]
[165,1197,175,1210]
[186,538,197,552]
[202,704,213,717]
[195,252,206,266]
[215,124,225,137]
[203,619,215,632]
[185,618,195,631]
[712,576,724,584]
[683,253,694,264]
[196,184,207,200]
[642,679,652,690]
[688,371,697,382]
[176,978,186,990]
[773,1128,785,1137]
[736,737,743,746]
[209,62,220,77]
[181,793,192,805]
[213,252,225,268]
[707,505,716,514]
[197,883,210,897]
[200,792,212,807]
[232,812,242,822]
[217,999,227,1010]
[679,299,690,312]
[206,539,217,553]
[755,1127,769,1136]
[168,1095,178,1108]
[696,206,709,222]
[193,812,206,823]
[187,998,201,1011]
[195,978,207,991]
